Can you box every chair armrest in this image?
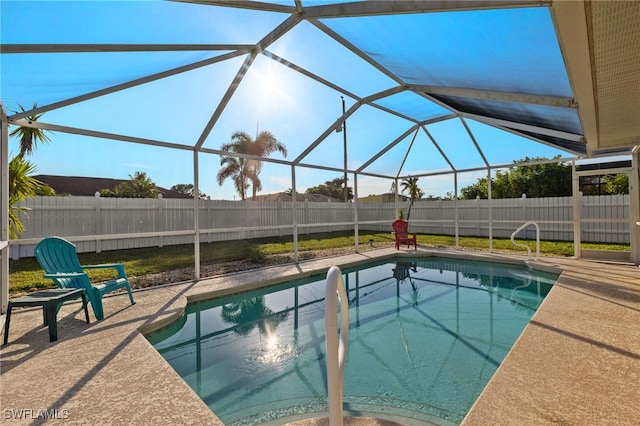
[82,263,127,279]
[44,272,87,279]
[82,263,123,269]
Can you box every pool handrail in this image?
[325,265,349,426]
[510,221,540,260]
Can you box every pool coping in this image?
[1,247,638,425]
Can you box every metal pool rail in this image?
[325,266,349,426]
[511,221,540,260]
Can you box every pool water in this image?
[146,257,558,425]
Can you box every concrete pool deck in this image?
[1,247,639,425]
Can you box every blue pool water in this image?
[146,256,558,425]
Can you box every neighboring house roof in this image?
[251,192,341,202]
[358,194,409,202]
[33,175,192,199]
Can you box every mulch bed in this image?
[129,243,395,290]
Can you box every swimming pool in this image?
[146,256,558,425]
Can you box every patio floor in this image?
[1,247,639,425]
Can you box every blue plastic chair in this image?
[34,236,135,320]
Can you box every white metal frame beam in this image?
[179,0,548,16]
[173,0,297,14]
[302,0,549,18]
[461,113,584,142]
[409,84,577,109]
[423,125,456,173]
[261,52,418,123]
[356,124,421,173]
[9,115,582,182]
[1,44,255,54]
[7,49,251,121]
[194,14,302,150]
[9,119,195,152]
[1,105,8,314]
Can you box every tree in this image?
[217,154,250,200]
[9,103,52,158]
[221,296,289,337]
[400,176,424,220]
[7,104,54,237]
[305,177,353,200]
[170,183,208,199]
[216,131,287,201]
[460,156,572,199]
[8,156,47,238]
[581,173,629,195]
[602,174,629,195]
[100,171,158,198]
[247,131,287,200]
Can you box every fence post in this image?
[277,199,283,237]
[206,199,212,244]
[157,194,164,248]
[305,199,310,234]
[94,192,102,253]
[521,194,527,238]
[475,196,481,235]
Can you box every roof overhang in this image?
[551,0,640,156]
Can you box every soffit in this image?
[552,0,640,156]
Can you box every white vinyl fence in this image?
[10,194,630,259]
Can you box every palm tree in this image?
[8,156,45,238]
[7,104,52,238]
[216,132,253,200]
[247,131,287,200]
[221,296,289,337]
[400,176,424,221]
[217,131,287,200]
[100,171,158,198]
[9,103,52,158]
[127,171,158,197]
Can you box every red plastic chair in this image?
[392,219,417,250]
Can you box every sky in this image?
[1,1,582,200]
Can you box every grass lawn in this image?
[9,231,630,295]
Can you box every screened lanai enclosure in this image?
[2,1,640,313]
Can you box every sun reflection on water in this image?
[248,334,300,365]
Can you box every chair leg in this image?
[80,293,91,324]
[3,304,13,345]
[125,284,136,306]
[89,288,105,321]
[44,301,59,342]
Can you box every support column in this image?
[454,172,459,249]
[353,173,359,252]
[1,106,9,314]
[394,177,399,219]
[193,150,200,279]
[572,160,581,259]
[487,167,493,252]
[630,147,640,265]
[291,165,298,263]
